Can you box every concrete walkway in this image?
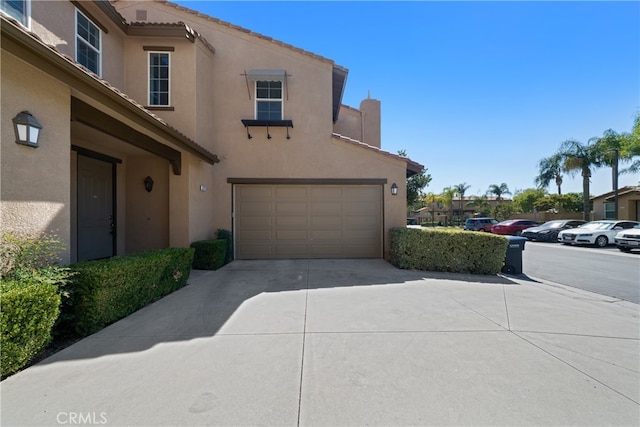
[1,259,638,426]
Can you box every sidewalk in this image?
[1,259,638,426]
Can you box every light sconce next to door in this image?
[12,111,42,148]
[390,183,398,196]
[144,176,154,193]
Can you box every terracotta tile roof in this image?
[1,13,218,164]
[127,21,216,54]
[332,133,424,176]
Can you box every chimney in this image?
[360,94,381,148]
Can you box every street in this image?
[522,241,640,304]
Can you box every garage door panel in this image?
[276,201,307,214]
[238,230,272,241]
[311,215,342,228]
[311,230,342,240]
[276,186,307,198]
[346,215,378,228]
[310,187,342,198]
[276,215,308,228]
[311,201,342,214]
[235,184,381,259]
[276,230,308,240]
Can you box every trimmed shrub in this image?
[390,227,508,275]
[1,281,61,377]
[69,247,194,336]
[216,229,234,264]
[191,239,227,270]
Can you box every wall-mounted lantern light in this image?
[13,111,42,148]
[144,176,154,193]
[391,183,398,196]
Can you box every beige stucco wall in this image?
[125,156,170,252]
[334,105,363,141]
[31,1,126,89]
[123,36,214,143]
[1,52,72,263]
[114,0,411,257]
[592,192,640,221]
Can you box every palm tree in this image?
[441,187,457,226]
[423,192,441,226]
[535,154,564,195]
[466,195,491,217]
[453,182,471,224]
[486,183,511,202]
[557,139,604,221]
[619,114,640,175]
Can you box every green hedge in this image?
[68,247,194,336]
[390,228,508,275]
[216,229,234,264]
[190,239,227,270]
[1,281,61,377]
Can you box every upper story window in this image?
[149,52,170,106]
[255,80,282,120]
[1,0,29,27]
[76,10,101,75]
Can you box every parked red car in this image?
[491,219,539,236]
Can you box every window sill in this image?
[146,106,175,111]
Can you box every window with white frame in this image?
[255,80,283,120]
[1,0,29,27]
[76,10,101,75]
[604,202,615,220]
[149,52,170,106]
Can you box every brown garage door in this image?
[235,184,383,259]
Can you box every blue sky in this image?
[174,1,639,197]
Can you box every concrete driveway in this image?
[1,259,638,426]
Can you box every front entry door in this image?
[77,154,115,261]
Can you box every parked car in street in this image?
[614,225,640,252]
[463,217,498,232]
[558,220,640,248]
[521,219,587,242]
[491,219,539,236]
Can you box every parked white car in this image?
[614,224,640,252]
[557,220,640,248]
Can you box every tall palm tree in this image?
[454,182,471,210]
[557,139,604,221]
[453,182,471,221]
[441,186,457,226]
[535,154,564,195]
[486,183,511,202]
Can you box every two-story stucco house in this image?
[1,0,422,263]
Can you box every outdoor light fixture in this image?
[12,111,42,148]
[144,176,154,193]
[391,183,398,196]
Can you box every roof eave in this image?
[1,15,219,166]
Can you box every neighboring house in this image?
[591,186,640,221]
[408,196,511,225]
[1,0,422,262]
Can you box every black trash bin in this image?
[502,236,527,274]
